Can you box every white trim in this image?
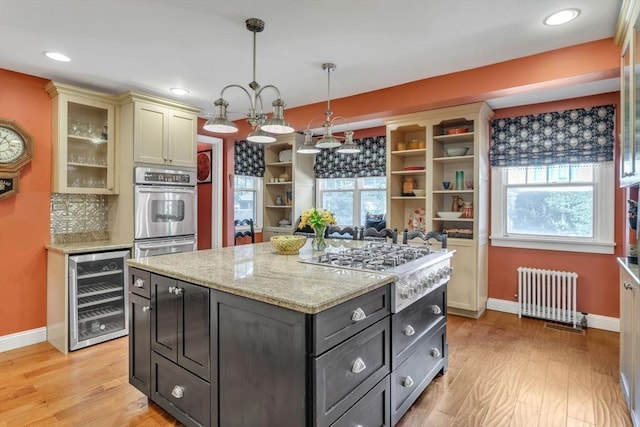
[0,327,47,352]
[486,298,619,332]
[197,134,223,248]
[489,236,615,254]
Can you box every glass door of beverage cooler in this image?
[69,249,130,351]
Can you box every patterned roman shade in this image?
[489,105,615,167]
[234,140,265,177]
[314,135,386,178]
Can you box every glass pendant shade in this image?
[297,130,321,154]
[336,130,360,154]
[203,98,238,133]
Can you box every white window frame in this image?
[316,177,387,227]
[490,162,615,254]
[233,175,263,231]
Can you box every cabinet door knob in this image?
[624,282,634,290]
[402,376,415,388]
[107,186,113,191]
[351,307,367,322]
[403,325,415,336]
[142,305,151,312]
[168,286,176,294]
[171,385,184,399]
[429,305,442,315]
[134,278,145,288]
[174,287,184,295]
[351,357,367,374]
[431,348,441,358]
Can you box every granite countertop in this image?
[128,240,397,314]
[618,257,640,284]
[45,240,133,254]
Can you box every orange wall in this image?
[1,37,623,336]
[196,143,212,250]
[0,70,52,336]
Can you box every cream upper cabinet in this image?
[46,81,118,194]
[386,102,493,318]
[120,92,200,169]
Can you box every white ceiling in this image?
[0,0,622,125]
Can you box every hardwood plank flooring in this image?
[0,310,632,426]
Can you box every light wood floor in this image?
[0,310,632,426]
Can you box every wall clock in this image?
[0,118,33,172]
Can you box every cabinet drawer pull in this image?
[429,305,442,315]
[402,376,415,388]
[430,348,441,358]
[624,282,634,290]
[351,357,367,374]
[403,325,415,336]
[171,385,184,399]
[142,305,151,312]
[173,287,184,295]
[168,286,176,294]
[134,278,145,288]
[351,307,367,322]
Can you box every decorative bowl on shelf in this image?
[444,146,470,157]
[412,189,426,197]
[278,219,292,226]
[404,166,425,171]
[446,127,469,135]
[270,235,306,255]
[437,211,463,219]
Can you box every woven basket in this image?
[270,235,306,255]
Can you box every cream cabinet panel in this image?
[134,102,167,165]
[167,109,197,168]
[619,261,640,427]
[46,82,118,194]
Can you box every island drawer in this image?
[151,352,211,427]
[391,322,446,425]
[392,284,446,368]
[129,267,151,298]
[330,375,391,427]
[312,285,390,355]
[313,317,391,427]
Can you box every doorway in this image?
[197,134,223,249]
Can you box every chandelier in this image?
[297,63,361,154]
[203,18,294,143]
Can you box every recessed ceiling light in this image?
[543,8,580,26]
[169,87,190,95]
[44,51,71,62]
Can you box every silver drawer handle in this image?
[351,357,367,374]
[142,306,152,312]
[402,376,415,388]
[134,278,145,288]
[351,307,367,322]
[171,385,184,399]
[168,286,176,294]
[403,325,415,336]
[429,305,442,315]
[431,348,441,358]
[173,287,184,295]
[624,282,634,290]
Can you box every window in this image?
[234,175,263,228]
[490,162,614,254]
[317,177,386,226]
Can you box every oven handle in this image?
[136,240,195,249]
[136,187,195,194]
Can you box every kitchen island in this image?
[127,240,452,427]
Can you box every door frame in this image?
[197,134,223,248]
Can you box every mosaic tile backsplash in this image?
[50,193,109,235]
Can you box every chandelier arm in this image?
[255,84,283,101]
[219,84,254,104]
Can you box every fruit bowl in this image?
[437,211,463,219]
[270,235,306,255]
[444,146,470,157]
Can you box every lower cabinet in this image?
[619,262,640,427]
[129,271,447,427]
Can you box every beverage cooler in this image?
[68,249,130,351]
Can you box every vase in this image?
[312,226,327,251]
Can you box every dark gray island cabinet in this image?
[128,264,447,427]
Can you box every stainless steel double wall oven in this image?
[133,167,197,258]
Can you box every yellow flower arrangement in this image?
[299,208,337,230]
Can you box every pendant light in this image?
[203,18,293,143]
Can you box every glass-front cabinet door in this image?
[621,38,634,184]
[46,82,117,194]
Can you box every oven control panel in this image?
[392,259,452,313]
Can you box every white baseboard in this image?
[486,298,619,332]
[0,327,47,352]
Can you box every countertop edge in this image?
[46,241,133,254]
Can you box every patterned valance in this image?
[490,105,615,167]
[314,136,386,178]
[234,140,265,177]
